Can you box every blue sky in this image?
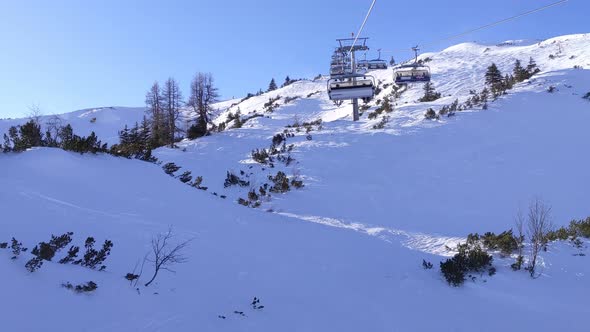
[0,0,586,118]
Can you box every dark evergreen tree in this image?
[513,59,528,82]
[526,57,540,76]
[485,63,503,88]
[267,78,277,92]
[418,82,441,102]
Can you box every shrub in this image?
[73,237,113,271]
[511,255,524,271]
[178,171,193,183]
[59,246,80,264]
[25,257,44,272]
[10,238,26,259]
[26,232,74,271]
[547,86,556,93]
[0,242,7,249]
[269,171,290,194]
[291,178,304,189]
[546,217,590,241]
[62,281,98,293]
[440,240,493,286]
[480,230,518,255]
[224,171,250,188]
[372,116,390,130]
[187,120,208,139]
[252,148,271,164]
[125,273,140,284]
[440,258,465,286]
[422,259,433,269]
[163,163,181,176]
[583,92,590,101]
[424,108,438,120]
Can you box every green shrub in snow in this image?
[440,238,494,287]
[62,281,98,293]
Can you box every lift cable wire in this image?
[381,0,569,54]
[349,0,377,54]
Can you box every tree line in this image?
[145,73,219,148]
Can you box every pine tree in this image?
[513,59,528,82]
[485,63,503,88]
[389,56,395,66]
[419,82,441,102]
[267,78,277,92]
[526,57,540,77]
[282,76,291,88]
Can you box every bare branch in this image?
[144,227,191,287]
[525,197,553,278]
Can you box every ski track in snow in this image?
[277,212,463,256]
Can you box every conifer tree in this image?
[526,57,540,78]
[513,59,527,82]
[267,78,277,92]
[282,76,291,88]
[419,82,441,102]
[485,63,503,88]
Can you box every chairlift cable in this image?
[349,0,377,54]
[381,0,568,54]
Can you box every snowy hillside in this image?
[1,33,590,332]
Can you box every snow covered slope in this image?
[1,33,590,331]
[0,106,146,145]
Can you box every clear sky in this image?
[0,0,587,118]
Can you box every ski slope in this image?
[1,33,590,332]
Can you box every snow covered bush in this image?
[25,232,74,272]
[62,281,98,293]
[162,163,181,176]
[10,237,26,259]
[546,217,590,241]
[424,108,438,120]
[440,238,494,287]
[59,246,80,264]
[74,237,113,271]
[178,171,193,183]
[479,231,519,256]
[583,92,590,100]
[372,116,390,130]
[268,171,290,194]
[30,232,73,261]
[418,82,441,102]
[224,171,250,188]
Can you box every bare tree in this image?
[27,103,43,125]
[526,198,553,278]
[45,114,64,147]
[187,72,219,128]
[145,81,166,147]
[510,208,526,270]
[161,78,183,147]
[144,227,191,287]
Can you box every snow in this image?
[1,33,590,331]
